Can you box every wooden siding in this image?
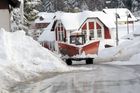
[96,23,101,29]
[35,23,49,29]
[44,42,49,49]
[89,22,94,29]
[55,26,66,41]
[104,26,111,39]
[82,23,87,30]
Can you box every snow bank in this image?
[96,35,140,65]
[0,28,69,92]
[133,25,140,36]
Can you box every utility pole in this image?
[116,10,119,46]
[116,0,119,46]
[127,15,129,34]
[126,11,130,34]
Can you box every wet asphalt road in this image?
[11,64,140,93]
[125,65,140,74]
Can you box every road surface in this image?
[11,64,140,93]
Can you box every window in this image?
[82,30,87,36]
[70,35,85,45]
[90,30,94,39]
[89,22,94,39]
[96,22,102,38]
[56,23,66,42]
[97,29,102,38]
[58,30,66,41]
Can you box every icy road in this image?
[11,64,140,93]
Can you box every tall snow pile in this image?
[0,28,69,92]
[97,29,140,64]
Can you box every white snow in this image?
[0,28,70,92]
[38,11,116,42]
[96,34,140,65]
[107,52,140,65]
[133,24,140,36]
[9,30,140,93]
[36,11,115,31]
[0,28,93,92]
[38,20,55,42]
[1,9,140,93]
[35,12,55,23]
[60,11,116,31]
[103,8,137,23]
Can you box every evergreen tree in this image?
[37,0,54,12]
[123,0,132,10]
[24,0,41,26]
[11,8,22,32]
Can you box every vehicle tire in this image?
[66,59,72,65]
[86,58,93,64]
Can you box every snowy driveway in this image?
[11,64,140,93]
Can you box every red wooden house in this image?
[0,0,20,31]
[39,11,116,56]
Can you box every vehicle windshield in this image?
[70,35,85,45]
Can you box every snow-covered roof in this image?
[38,20,55,42]
[103,8,137,22]
[35,12,55,23]
[57,11,115,31]
[36,11,116,31]
[38,11,116,42]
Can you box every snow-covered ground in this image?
[94,20,140,65]
[1,19,140,92]
[0,28,71,93]
[96,36,140,65]
[0,28,93,93]
[5,20,140,93]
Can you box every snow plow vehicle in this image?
[58,35,100,65]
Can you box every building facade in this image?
[0,0,20,31]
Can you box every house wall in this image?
[0,0,9,9]
[54,21,66,42]
[80,18,116,49]
[104,26,111,39]
[80,18,111,42]
[52,18,114,51]
[35,23,49,29]
[0,0,20,32]
[0,10,10,31]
